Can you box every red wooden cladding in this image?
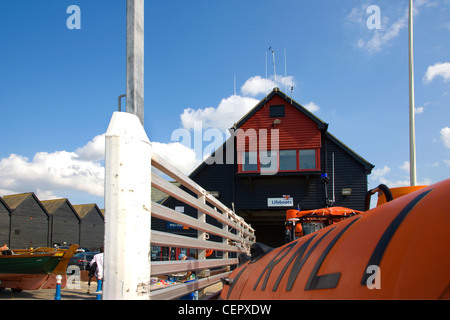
[236,95,321,151]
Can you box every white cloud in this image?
[180,95,259,131]
[441,127,450,148]
[358,11,408,53]
[415,106,424,114]
[399,161,410,173]
[371,165,391,180]
[304,102,320,113]
[350,1,434,54]
[0,151,104,200]
[181,74,299,133]
[75,134,105,162]
[424,62,450,84]
[241,75,295,97]
[151,141,199,176]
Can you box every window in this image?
[279,150,297,171]
[260,150,277,172]
[299,149,316,169]
[239,149,319,173]
[242,151,258,172]
[270,105,285,117]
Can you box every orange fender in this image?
[221,179,450,300]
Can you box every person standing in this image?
[90,247,104,279]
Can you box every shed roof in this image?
[41,198,81,221]
[72,204,104,219]
[0,197,12,213]
[2,192,50,217]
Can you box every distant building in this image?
[41,199,81,247]
[73,204,104,251]
[2,193,50,248]
[161,88,374,247]
[0,197,12,246]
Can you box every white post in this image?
[103,112,152,300]
[409,0,417,186]
[126,0,144,125]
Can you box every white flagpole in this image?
[409,0,417,186]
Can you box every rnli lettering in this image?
[252,217,361,293]
[361,189,432,286]
[305,217,360,290]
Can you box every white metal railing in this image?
[149,152,255,299]
[104,111,255,300]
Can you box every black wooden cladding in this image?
[0,194,104,251]
[163,133,371,211]
[159,130,373,248]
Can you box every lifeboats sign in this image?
[268,196,293,207]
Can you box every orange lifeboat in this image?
[221,179,450,299]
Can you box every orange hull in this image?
[221,179,450,299]
[0,273,67,290]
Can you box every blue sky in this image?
[1,0,449,208]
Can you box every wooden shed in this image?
[41,199,81,247]
[2,193,50,249]
[0,197,12,246]
[73,204,104,251]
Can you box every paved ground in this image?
[0,280,222,300]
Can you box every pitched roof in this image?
[189,87,373,177]
[0,197,12,213]
[2,192,50,216]
[72,204,104,219]
[234,87,328,130]
[41,198,81,221]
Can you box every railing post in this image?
[104,112,152,300]
[197,193,206,298]
[223,211,229,272]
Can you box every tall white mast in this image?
[409,0,417,186]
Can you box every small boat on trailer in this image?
[0,244,78,292]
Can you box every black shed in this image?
[2,193,50,248]
[41,198,81,247]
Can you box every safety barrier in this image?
[149,153,255,300]
[103,112,255,300]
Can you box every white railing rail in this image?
[104,112,255,300]
[150,152,255,300]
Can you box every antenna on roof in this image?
[234,76,237,125]
[265,51,268,95]
[284,49,287,92]
[269,47,276,84]
[290,86,294,104]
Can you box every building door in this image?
[238,210,287,248]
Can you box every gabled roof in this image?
[2,192,50,217]
[326,132,374,173]
[188,87,373,177]
[41,198,81,221]
[0,197,12,213]
[234,87,329,130]
[72,204,104,220]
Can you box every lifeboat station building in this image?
[160,88,374,248]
